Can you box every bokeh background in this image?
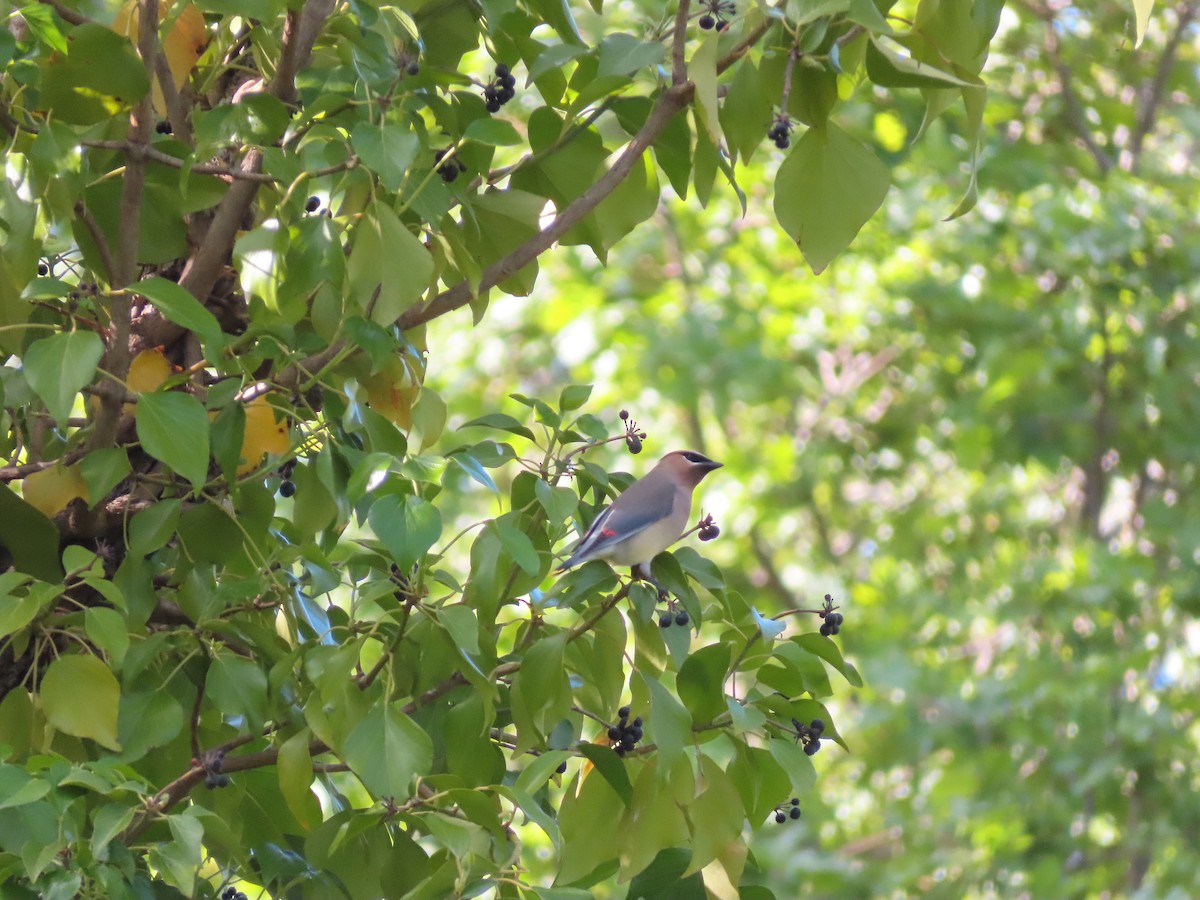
[431,2,1200,896]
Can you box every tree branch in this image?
[1026,0,1113,174]
[1129,1,1199,169]
[36,0,88,26]
[397,82,696,331]
[96,0,156,449]
[74,202,117,286]
[672,0,692,85]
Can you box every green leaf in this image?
[40,654,121,750]
[558,384,592,412]
[135,392,211,491]
[134,277,225,356]
[0,484,63,581]
[464,117,524,147]
[866,37,979,89]
[368,494,443,572]
[461,413,536,441]
[496,514,542,575]
[347,201,433,325]
[0,583,55,640]
[351,122,419,191]
[84,608,129,668]
[38,25,150,125]
[643,675,691,770]
[793,633,863,686]
[206,653,269,725]
[535,480,578,525]
[342,702,433,797]
[773,122,890,274]
[515,630,569,720]
[596,33,664,77]
[684,755,745,875]
[80,448,131,506]
[233,219,286,314]
[23,330,104,424]
[677,643,731,726]
[689,31,721,144]
[0,767,51,810]
[574,742,633,807]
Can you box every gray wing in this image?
[559,474,678,568]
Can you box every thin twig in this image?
[74,202,117,286]
[1129,1,1199,169]
[37,0,89,26]
[672,0,693,85]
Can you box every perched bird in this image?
[556,450,723,581]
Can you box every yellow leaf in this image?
[362,355,425,429]
[23,464,89,517]
[238,396,290,475]
[113,1,208,117]
[127,348,172,393]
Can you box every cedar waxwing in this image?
[556,450,723,579]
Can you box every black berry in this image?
[774,811,786,824]
[222,889,237,900]
[674,611,689,627]
[608,726,621,742]
[495,62,510,78]
[810,718,825,735]
[626,435,643,454]
[659,613,672,627]
[279,480,296,498]
[789,807,801,819]
[632,716,642,728]
[406,61,420,76]
[699,14,715,29]
[804,738,821,757]
[699,524,720,541]
[155,120,173,134]
[791,797,800,805]
[37,263,49,276]
[305,196,320,213]
[556,761,568,774]
[618,705,631,719]
[820,622,832,637]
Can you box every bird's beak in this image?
[701,460,723,472]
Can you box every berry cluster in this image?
[618,409,647,454]
[767,114,794,150]
[818,594,843,637]
[196,748,231,789]
[278,459,297,498]
[658,603,690,629]
[483,63,517,113]
[221,888,248,900]
[697,512,720,542]
[772,796,802,824]
[792,716,826,756]
[608,706,643,757]
[434,149,466,183]
[697,0,736,30]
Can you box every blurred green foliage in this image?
[428,1,1200,897]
